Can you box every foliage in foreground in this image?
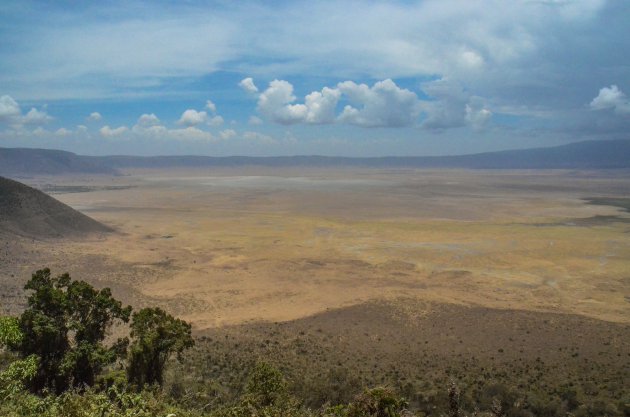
[13,268,132,393]
[1,268,627,416]
[0,268,194,395]
[2,355,628,417]
[0,359,412,417]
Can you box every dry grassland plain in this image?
[4,168,629,328]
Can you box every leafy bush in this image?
[0,316,23,347]
[211,362,302,417]
[0,355,39,400]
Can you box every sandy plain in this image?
[2,168,630,327]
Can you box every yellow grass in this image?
[32,168,630,327]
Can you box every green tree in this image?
[12,268,131,393]
[214,362,299,417]
[127,307,194,387]
[62,279,131,388]
[244,361,289,408]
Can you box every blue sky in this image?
[0,0,629,156]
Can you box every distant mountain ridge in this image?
[0,147,116,176]
[1,139,629,175]
[0,176,112,238]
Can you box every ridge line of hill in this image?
[1,139,629,175]
[0,176,112,238]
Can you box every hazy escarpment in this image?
[1,139,630,175]
[0,147,116,176]
[0,176,112,238]
[93,139,630,169]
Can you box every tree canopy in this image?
[10,268,131,393]
[127,307,194,387]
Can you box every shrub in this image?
[244,361,290,408]
[0,355,39,401]
[0,316,23,347]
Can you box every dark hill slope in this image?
[0,147,116,176]
[0,176,112,238]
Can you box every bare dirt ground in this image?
[2,168,629,326]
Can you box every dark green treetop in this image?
[127,307,194,387]
[13,268,131,393]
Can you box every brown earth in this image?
[2,168,630,323]
[5,168,628,323]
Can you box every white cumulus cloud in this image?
[132,113,166,136]
[219,129,236,140]
[303,87,341,124]
[178,109,208,126]
[421,79,469,129]
[337,79,420,128]
[32,127,48,137]
[209,115,224,126]
[87,112,102,122]
[239,77,259,94]
[100,125,129,137]
[248,115,263,125]
[0,97,53,127]
[243,130,275,144]
[22,108,53,125]
[0,95,21,121]
[257,80,306,124]
[55,127,72,136]
[137,113,161,127]
[465,98,493,131]
[205,100,217,113]
[257,80,341,125]
[590,85,630,114]
[244,78,492,130]
[168,126,215,141]
[251,78,491,129]
[421,78,492,130]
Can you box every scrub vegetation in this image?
[1,269,628,417]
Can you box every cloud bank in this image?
[0,95,52,127]
[1,1,628,155]
[337,80,419,128]
[245,77,491,129]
